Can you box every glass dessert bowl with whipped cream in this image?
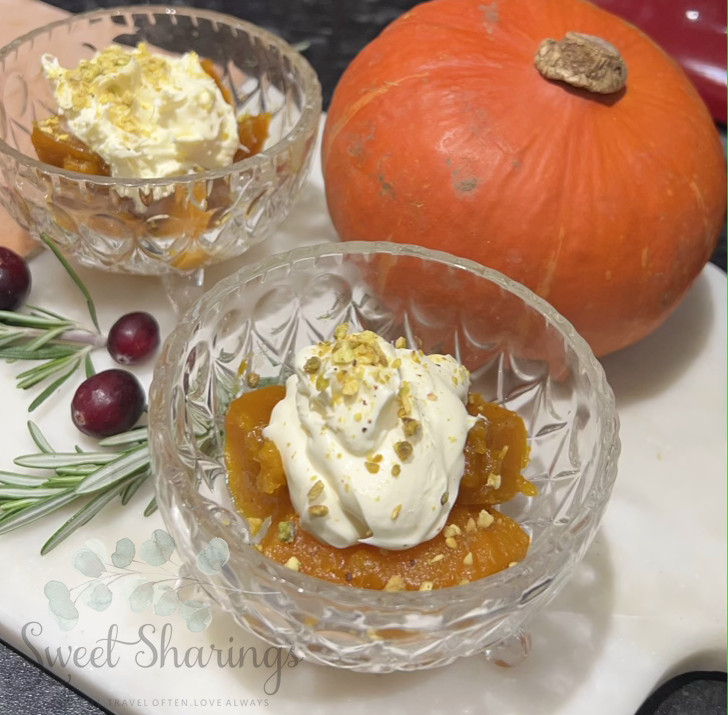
[149,242,620,672]
[0,6,321,279]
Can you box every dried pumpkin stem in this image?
[534,32,627,94]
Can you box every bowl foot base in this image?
[483,629,531,668]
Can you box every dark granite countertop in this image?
[1,2,726,714]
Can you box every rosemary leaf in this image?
[0,487,67,499]
[0,499,40,513]
[53,466,100,477]
[27,421,54,454]
[40,477,136,555]
[98,427,149,448]
[15,452,119,469]
[0,345,80,361]
[0,312,71,329]
[143,496,158,517]
[38,233,100,332]
[0,490,78,535]
[0,471,48,487]
[120,470,150,505]
[25,304,68,321]
[24,325,75,352]
[17,354,78,388]
[84,352,95,378]
[27,363,81,413]
[16,354,74,381]
[75,445,150,495]
[43,476,85,487]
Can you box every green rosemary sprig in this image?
[0,422,155,554]
[0,306,103,411]
[0,233,156,553]
[0,233,105,410]
[38,232,100,332]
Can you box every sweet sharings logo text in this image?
[22,621,300,695]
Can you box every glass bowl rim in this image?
[0,3,322,188]
[150,239,620,606]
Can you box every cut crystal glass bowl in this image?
[0,5,321,275]
[149,241,620,672]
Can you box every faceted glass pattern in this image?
[0,6,321,274]
[149,242,620,671]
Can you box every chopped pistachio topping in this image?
[394,440,413,461]
[277,520,297,542]
[341,377,360,396]
[308,505,329,517]
[477,509,495,529]
[463,552,474,566]
[247,517,263,536]
[284,556,300,571]
[391,504,402,520]
[307,479,325,501]
[303,356,321,374]
[245,372,260,388]
[333,323,349,340]
[419,581,434,592]
[397,382,412,417]
[383,574,406,592]
[402,417,421,437]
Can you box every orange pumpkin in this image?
[321,0,726,356]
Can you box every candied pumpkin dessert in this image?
[225,326,534,591]
[31,43,270,265]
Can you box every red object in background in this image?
[594,0,727,125]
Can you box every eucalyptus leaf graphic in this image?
[111,537,135,568]
[72,547,104,578]
[44,580,79,630]
[39,532,221,633]
[83,581,113,612]
[196,537,230,575]
[179,600,212,632]
[128,581,154,612]
[153,586,179,617]
[139,529,175,566]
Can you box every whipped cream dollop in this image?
[263,325,478,550]
[41,43,239,183]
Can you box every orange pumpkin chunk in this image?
[31,116,110,175]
